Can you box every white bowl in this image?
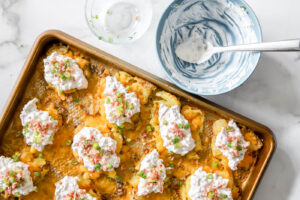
[85,0,153,44]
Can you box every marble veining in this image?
[0,0,300,199]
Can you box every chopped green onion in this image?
[39,153,44,158]
[107,177,113,182]
[108,37,113,43]
[106,98,111,104]
[74,98,80,103]
[125,86,130,91]
[93,143,101,150]
[128,103,134,110]
[184,123,190,130]
[179,181,183,186]
[174,143,182,149]
[106,163,113,169]
[206,174,213,179]
[118,97,123,104]
[212,161,218,167]
[116,176,122,182]
[58,89,64,94]
[163,120,168,125]
[170,163,174,168]
[138,171,146,179]
[146,125,152,132]
[98,36,103,40]
[226,126,234,131]
[65,140,72,146]
[34,172,41,177]
[126,138,132,143]
[172,137,180,144]
[64,72,72,79]
[240,5,247,11]
[116,106,124,115]
[23,128,29,133]
[33,136,41,144]
[168,151,174,155]
[221,194,228,199]
[116,92,122,97]
[14,192,21,197]
[64,61,70,68]
[68,160,78,165]
[94,163,101,171]
[208,192,214,198]
[9,171,14,177]
[119,128,123,134]
[99,149,105,157]
[12,154,19,162]
[177,124,183,129]
[227,142,232,148]
[58,73,66,81]
[49,116,54,120]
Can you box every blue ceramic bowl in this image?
[156,0,262,95]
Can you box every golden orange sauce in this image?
[0,44,262,200]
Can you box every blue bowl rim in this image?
[155,0,263,96]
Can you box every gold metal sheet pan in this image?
[0,30,276,200]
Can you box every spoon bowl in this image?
[175,37,215,64]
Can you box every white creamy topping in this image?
[20,98,58,152]
[188,167,233,200]
[0,156,36,197]
[104,76,140,126]
[44,52,88,92]
[215,120,250,170]
[137,150,166,196]
[158,104,195,155]
[72,127,120,172]
[55,176,96,200]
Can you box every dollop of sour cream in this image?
[215,120,250,170]
[20,98,58,152]
[72,127,120,172]
[158,104,195,155]
[0,156,36,197]
[43,52,88,92]
[55,176,96,200]
[137,150,166,196]
[103,76,140,126]
[188,167,233,200]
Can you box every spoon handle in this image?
[218,39,300,52]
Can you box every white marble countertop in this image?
[0,0,299,199]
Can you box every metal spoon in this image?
[175,37,300,64]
